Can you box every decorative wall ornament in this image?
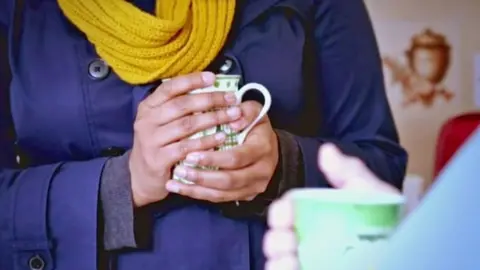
[383,28,455,108]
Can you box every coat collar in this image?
[237,0,313,29]
[237,0,283,30]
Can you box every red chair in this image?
[434,112,480,178]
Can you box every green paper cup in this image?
[291,188,405,270]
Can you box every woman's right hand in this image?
[129,72,241,207]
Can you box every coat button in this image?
[219,58,234,74]
[88,59,110,80]
[28,255,45,270]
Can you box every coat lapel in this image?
[237,0,283,30]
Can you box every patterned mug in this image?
[173,74,272,184]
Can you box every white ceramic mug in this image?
[173,74,272,184]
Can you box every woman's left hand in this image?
[165,101,279,203]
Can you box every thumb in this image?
[318,144,399,193]
[230,100,266,131]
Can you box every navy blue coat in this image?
[0,0,407,269]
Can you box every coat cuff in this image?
[248,129,304,216]
[48,159,109,270]
[274,129,305,194]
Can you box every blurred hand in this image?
[264,197,297,270]
[263,143,400,270]
[319,144,400,194]
[129,72,242,207]
[165,101,279,203]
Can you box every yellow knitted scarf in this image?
[58,0,236,84]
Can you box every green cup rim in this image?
[290,188,405,205]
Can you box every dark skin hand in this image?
[130,72,243,207]
[165,101,279,203]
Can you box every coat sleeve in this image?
[296,0,407,189]
[0,16,107,268]
[221,0,407,219]
[0,77,108,269]
[0,156,109,270]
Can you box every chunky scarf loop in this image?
[58,0,236,84]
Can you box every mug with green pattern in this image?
[173,74,272,184]
[291,188,405,270]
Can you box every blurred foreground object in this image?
[380,128,480,270]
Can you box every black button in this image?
[88,59,110,80]
[101,147,126,157]
[28,255,45,270]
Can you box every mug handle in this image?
[234,83,272,144]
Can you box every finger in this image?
[230,101,265,131]
[155,91,238,125]
[319,143,377,187]
[173,158,271,191]
[267,199,294,229]
[319,144,399,193]
[156,107,242,145]
[263,229,297,259]
[146,72,216,107]
[229,119,248,132]
[265,256,299,270]
[318,143,354,188]
[183,143,262,170]
[163,132,227,165]
[165,180,249,203]
[172,165,248,190]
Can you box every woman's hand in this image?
[129,72,242,207]
[263,144,400,270]
[165,101,279,203]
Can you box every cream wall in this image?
[364,0,480,188]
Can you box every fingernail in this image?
[226,107,241,119]
[166,181,180,193]
[174,166,187,178]
[186,153,202,164]
[230,119,245,130]
[224,93,237,104]
[215,132,226,141]
[201,72,216,84]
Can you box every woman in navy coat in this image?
[0,0,407,269]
